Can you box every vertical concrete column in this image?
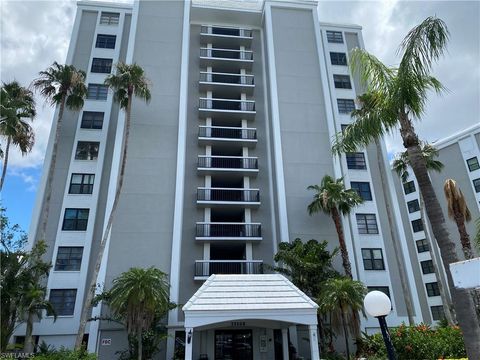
[282,328,289,360]
[185,328,193,360]
[308,325,320,360]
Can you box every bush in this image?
[32,347,96,360]
[357,323,466,360]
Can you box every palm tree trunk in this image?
[453,211,474,260]
[75,94,133,349]
[419,195,455,324]
[23,311,35,353]
[0,136,11,191]
[137,330,142,360]
[401,115,480,359]
[374,139,415,325]
[39,95,66,240]
[331,208,352,278]
[340,310,350,360]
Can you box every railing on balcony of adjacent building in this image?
[198,156,258,170]
[199,72,254,86]
[196,222,262,238]
[200,48,253,61]
[197,188,260,203]
[195,260,263,278]
[199,98,255,112]
[200,25,253,38]
[198,126,257,140]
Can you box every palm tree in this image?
[317,277,366,360]
[332,17,480,357]
[75,63,151,349]
[0,81,36,191]
[32,62,87,241]
[307,175,363,278]
[102,267,171,360]
[444,179,474,259]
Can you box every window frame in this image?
[361,248,385,270]
[75,141,100,161]
[351,181,372,201]
[407,199,420,213]
[416,239,429,253]
[473,178,480,193]
[346,152,366,170]
[95,34,116,49]
[54,247,83,271]
[466,157,480,172]
[87,84,108,100]
[425,282,440,297]
[411,219,424,233]
[48,289,77,316]
[333,74,352,89]
[430,305,445,321]
[356,213,379,234]
[80,111,104,130]
[403,180,416,194]
[68,173,95,194]
[420,260,434,274]
[100,12,120,25]
[62,208,89,231]
[337,99,356,114]
[91,58,113,74]
[330,52,347,66]
[326,30,343,43]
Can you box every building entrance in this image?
[214,329,253,360]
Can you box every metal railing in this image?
[200,26,253,38]
[199,72,254,85]
[199,98,255,112]
[198,126,257,140]
[197,188,260,202]
[195,260,263,277]
[196,223,262,238]
[200,48,253,61]
[198,156,258,170]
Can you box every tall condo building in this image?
[19,0,436,358]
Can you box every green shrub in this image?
[32,347,96,360]
[357,323,466,360]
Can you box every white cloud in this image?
[8,167,38,192]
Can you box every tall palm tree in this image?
[332,17,480,357]
[307,175,363,278]
[317,277,366,359]
[32,62,87,241]
[0,81,36,191]
[75,63,151,349]
[103,267,171,360]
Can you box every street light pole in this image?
[377,315,396,360]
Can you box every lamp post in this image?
[364,291,397,360]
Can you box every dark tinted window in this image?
[362,248,385,270]
[326,30,343,43]
[351,182,372,201]
[91,58,112,73]
[425,282,440,297]
[69,174,94,194]
[466,157,480,172]
[403,181,416,194]
[421,260,434,274]
[333,75,352,89]
[346,152,366,169]
[87,84,108,100]
[407,199,420,213]
[416,239,429,253]
[62,209,89,231]
[356,214,378,234]
[75,141,99,160]
[411,219,424,232]
[337,99,355,114]
[49,289,77,316]
[81,111,104,129]
[431,305,445,321]
[330,52,347,66]
[96,34,116,49]
[473,178,480,193]
[55,247,83,271]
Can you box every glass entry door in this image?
[215,330,253,360]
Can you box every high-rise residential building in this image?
[17,0,447,358]
[393,123,480,324]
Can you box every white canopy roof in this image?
[183,274,318,328]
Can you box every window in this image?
[75,141,99,160]
[337,99,355,114]
[87,84,108,100]
[351,182,372,201]
[100,12,120,25]
[411,219,424,232]
[416,239,429,253]
[91,58,112,73]
[333,75,352,89]
[403,180,416,194]
[356,214,379,234]
[473,178,480,193]
[367,286,391,299]
[326,30,343,43]
[341,124,349,132]
[330,52,347,66]
[421,260,434,274]
[49,289,77,316]
[362,248,385,270]
[407,199,420,213]
[81,111,104,129]
[431,305,445,321]
[466,157,480,172]
[346,152,366,169]
[96,34,116,49]
[69,174,95,194]
[55,247,83,271]
[62,208,89,231]
[425,282,440,297]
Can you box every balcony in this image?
[194,260,263,280]
[198,126,257,147]
[200,48,253,71]
[196,222,262,241]
[199,72,254,95]
[197,155,259,176]
[200,25,253,47]
[199,98,256,120]
[197,188,260,207]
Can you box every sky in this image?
[1,0,479,232]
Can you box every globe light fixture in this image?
[364,291,397,360]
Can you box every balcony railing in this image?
[200,48,253,61]
[199,98,255,112]
[197,188,260,202]
[195,260,263,278]
[199,126,256,140]
[201,26,253,38]
[196,222,262,238]
[199,72,254,85]
[198,156,258,170]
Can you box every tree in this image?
[0,81,36,191]
[98,267,172,360]
[76,63,151,349]
[32,62,87,242]
[332,16,480,357]
[317,277,367,360]
[307,175,363,278]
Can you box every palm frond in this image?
[349,48,396,93]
